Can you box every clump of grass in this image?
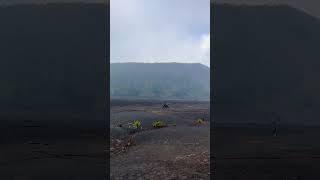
[194,118,204,125]
[132,120,142,129]
[152,120,166,128]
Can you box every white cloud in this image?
[200,33,210,66]
[111,0,210,67]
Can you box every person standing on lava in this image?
[162,102,169,109]
[272,119,277,136]
[272,113,281,137]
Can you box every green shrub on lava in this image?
[152,120,166,128]
[132,120,142,129]
[195,118,204,125]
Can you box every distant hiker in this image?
[272,113,281,137]
[272,120,277,136]
[162,102,169,109]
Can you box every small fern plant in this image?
[195,118,204,125]
[152,120,166,128]
[132,120,142,129]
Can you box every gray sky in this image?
[213,0,320,17]
[111,0,210,67]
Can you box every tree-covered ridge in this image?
[110,63,210,100]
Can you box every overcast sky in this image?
[214,0,320,17]
[111,0,210,67]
